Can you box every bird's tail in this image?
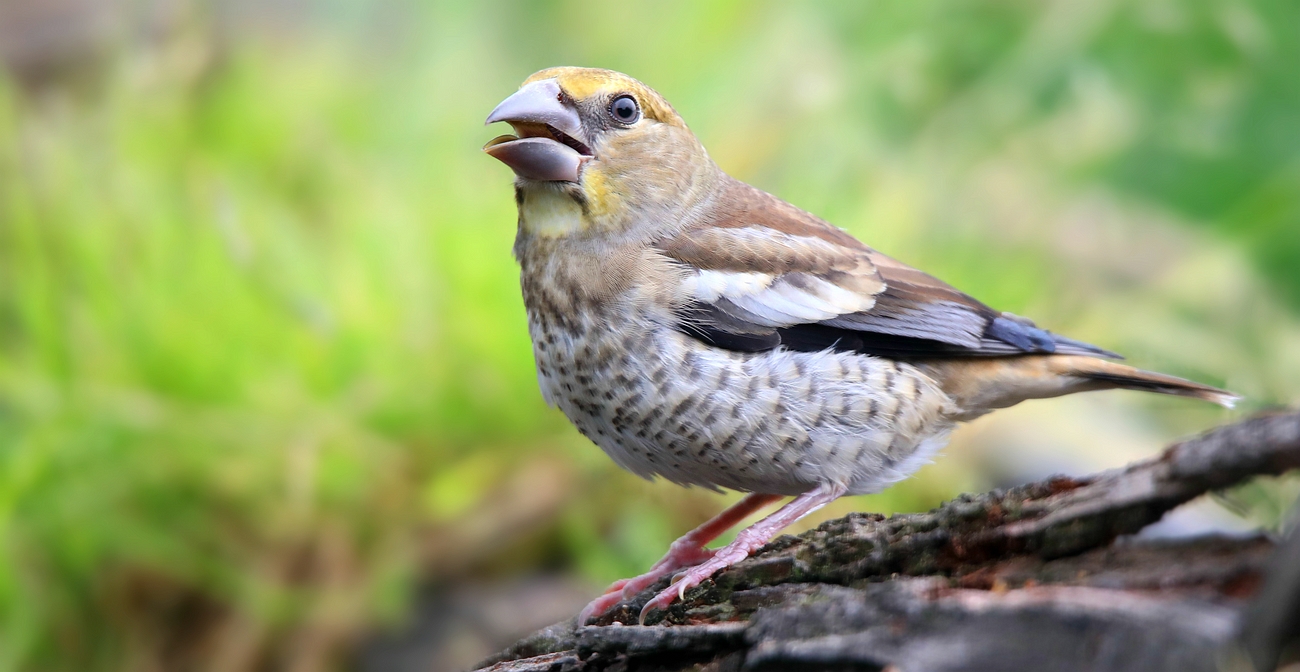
[1061,357,1239,407]
[920,355,1239,420]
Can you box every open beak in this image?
[484,79,592,183]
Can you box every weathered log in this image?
[476,410,1300,672]
[1237,500,1300,671]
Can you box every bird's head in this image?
[485,67,716,238]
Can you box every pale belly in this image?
[528,307,958,496]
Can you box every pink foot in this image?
[637,528,765,624]
[578,543,715,624]
[638,482,846,624]
[576,493,784,625]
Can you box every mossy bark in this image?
[477,411,1300,672]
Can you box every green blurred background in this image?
[0,0,1297,670]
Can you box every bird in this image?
[482,67,1238,625]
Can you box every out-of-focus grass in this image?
[0,31,560,668]
[0,1,1297,669]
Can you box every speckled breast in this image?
[522,292,958,497]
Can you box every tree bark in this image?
[476,410,1300,672]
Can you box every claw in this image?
[637,573,708,625]
[577,550,716,624]
[626,484,848,625]
[573,493,790,626]
[638,594,666,625]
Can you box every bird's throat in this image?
[517,185,589,238]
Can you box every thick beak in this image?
[483,79,591,183]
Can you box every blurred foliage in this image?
[0,0,1297,670]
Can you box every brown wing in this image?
[658,178,1117,359]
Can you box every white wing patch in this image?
[681,270,877,328]
[681,270,775,303]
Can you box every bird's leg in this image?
[578,492,782,624]
[638,481,847,624]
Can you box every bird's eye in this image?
[609,95,640,124]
